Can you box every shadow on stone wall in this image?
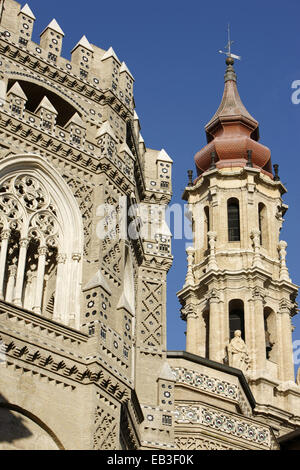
[0,394,32,445]
[0,393,63,450]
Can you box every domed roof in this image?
[194,58,273,179]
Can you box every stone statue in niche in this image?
[228,330,251,373]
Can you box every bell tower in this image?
[178,56,300,418]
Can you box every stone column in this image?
[249,287,266,374]
[278,299,294,382]
[33,246,47,314]
[207,289,223,362]
[183,303,198,355]
[23,271,35,310]
[13,238,29,306]
[207,231,218,271]
[278,241,290,282]
[251,230,263,269]
[0,229,10,300]
[5,264,17,303]
[53,253,67,322]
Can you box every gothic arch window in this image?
[0,154,83,328]
[258,202,268,248]
[227,198,240,242]
[229,299,245,340]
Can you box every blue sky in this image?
[25,0,300,368]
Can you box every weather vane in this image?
[218,24,241,61]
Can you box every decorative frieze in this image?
[174,405,271,448]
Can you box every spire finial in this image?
[218,25,242,82]
[219,24,241,72]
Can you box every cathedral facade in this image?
[0,0,300,450]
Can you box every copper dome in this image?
[194,59,272,178]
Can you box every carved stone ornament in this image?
[279,298,292,314]
[205,288,220,303]
[251,286,266,304]
[180,304,196,321]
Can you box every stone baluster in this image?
[33,246,47,314]
[207,231,218,271]
[251,230,263,269]
[5,264,17,302]
[13,238,29,306]
[0,229,10,300]
[184,246,194,287]
[278,240,290,282]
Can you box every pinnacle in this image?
[120,61,134,80]
[72,35,94,53]
[158,148,173,163]
[118,142,134,158]
[20,3,36,20]
[96,121,117,140]
[36,96,58,114]
[41,18,65,36]
[66,112,84,127]
[7,82,27,100]
[101,46,120,64]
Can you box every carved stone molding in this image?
[174,404,271,448]
[205,288,221,303]
[180,304,197,321]
[279,298,292,314]
[251,286,266,304]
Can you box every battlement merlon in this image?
[0,0,135,104]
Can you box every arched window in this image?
[227,198,240,242]
[0,155,83,328]
[229,299,245,340]
[258,203,268,248]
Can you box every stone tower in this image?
[0,0,174,450]
[177,56,300,430]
